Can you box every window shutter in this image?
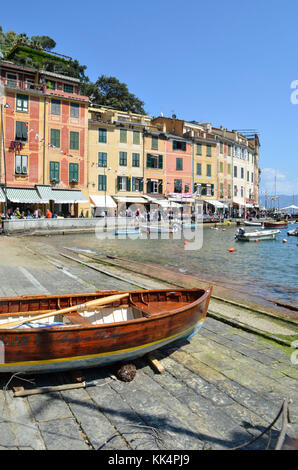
[182,142,186,151]
[126,177,131,192]
[158,180,163,194]
[15,122,22,140]
[139,179,144,192]
[158,155,163,169]
[146,154,152,168]
[117,176,121,191]
[132,177,136,191]
[173,141,177,150]
[147,180,151,193]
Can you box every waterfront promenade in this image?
[0,236,297,450]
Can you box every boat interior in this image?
[0,289,206,328]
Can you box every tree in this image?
[31,35,56,50]
[85,75,145,114]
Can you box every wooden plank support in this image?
[146,353,165,374]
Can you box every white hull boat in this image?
[244,221,262,227]
[235,228,280,241]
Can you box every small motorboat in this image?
[114,228,140,235]
[140,224,180,233]
[235,227,281,241]
[287,228,298,236]
[264,220,288,228]
[0,288,212,374]
[244,221,262,227]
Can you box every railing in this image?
[1,78,43,92]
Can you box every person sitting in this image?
[45,209,53,218]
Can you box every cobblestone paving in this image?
[0,238,297,450]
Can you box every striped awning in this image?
[6,188,43,204]
[36,185,54,203]
[51,189,88,204]
[0,188,5,202]
[90,195,116,208]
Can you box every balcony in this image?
[1,77,43,93]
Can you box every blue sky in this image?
[1,0,298,195]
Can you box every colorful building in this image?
[87,106,151,214]
[0,48,89,217]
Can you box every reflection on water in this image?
[52,224,298,304]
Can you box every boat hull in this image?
[0,288,211,374]
[264,221,287,228]
[235,229,280,241]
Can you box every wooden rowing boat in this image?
[264,221,288,228]
[0,288,212,374]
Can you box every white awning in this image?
[36,185,54,203]
[205,199,226,208]
[144,196,181,208]
[90,195,116,208]
[113,196,147,203]
[51,189,88,204]
[6,188,43,204]
[245,203,254,208]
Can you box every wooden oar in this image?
[0,293,129,329]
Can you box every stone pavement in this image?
[0,236,296,450]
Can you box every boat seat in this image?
[65,312,92,325]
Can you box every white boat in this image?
[287,228,298,236]
[140,223,180,233]
[235,227,280,241]
[244,221,262,227]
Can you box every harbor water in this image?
[42,222,298,306]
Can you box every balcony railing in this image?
[1,78,43,92]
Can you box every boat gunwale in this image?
[0,288,212,333]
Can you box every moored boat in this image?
[287,228,298,236]
[264,220,288,228]
[244,221,262,227]
[140,224,180,233]
[0,288,212,374]
[235,227,280,241]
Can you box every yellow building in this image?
[87,107,151,214]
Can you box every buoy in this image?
[296,243,298,247]
[228,248,235,252]
[283,239,287,243]
[255,239,259,243]
[184,240,188,245]
[146,231,150,235]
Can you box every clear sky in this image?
[1,0,298,196]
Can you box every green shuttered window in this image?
[70,131,79,150]
[69,163,79,182]
[50,129,60,148]
[98,174,107,191]
[50,161,60,181]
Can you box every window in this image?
[206,164,211,177]
[241,167,244,179]
[46,80,56,90]
[227,163,231,174]
[173,141,186,151]
[70,102,79,118]
[194,183,201,196]
[220,142,223,154]
[64,83,74,93]
[70,131,79,150]
[98,152,107,167]
[227,145,232,156]
[196,144,202,155]
[49,161,60,181]
[220,183,224,196]
[234,166,237,178]
[228,184,231,198]
[98,128,107,143]
[51,99,61,115]
[119,151,127,166]
[234,185,238,197]
[132,153,140,167]
[98,174,107,191]
[241,186,244,197]
[247,171,250,182]
[206,145,212,157]
[15,122,28,142]
[16,94,28,112]
[133,131,140,145]
[174,179,182,193]
[152,136,158,150]
[69,163,79,182]
[220,162,224,173]
[7,73,17,86]
[206,185,212,197]
[50,129,60,148]
[146,154,163,169]
[117,176,130,191]
[120,129,127,143]
[176,158,183,171]
[184,183,190,193]
[15,155,28,174]
[147,179,162,194]
[132,177,143,192]
[251,172,254,183]
[196,163,201,176]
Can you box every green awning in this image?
[51,189,88,204]
[6,188,43,204]
[0,188,5,202]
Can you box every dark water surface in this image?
[46,223,298,305]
